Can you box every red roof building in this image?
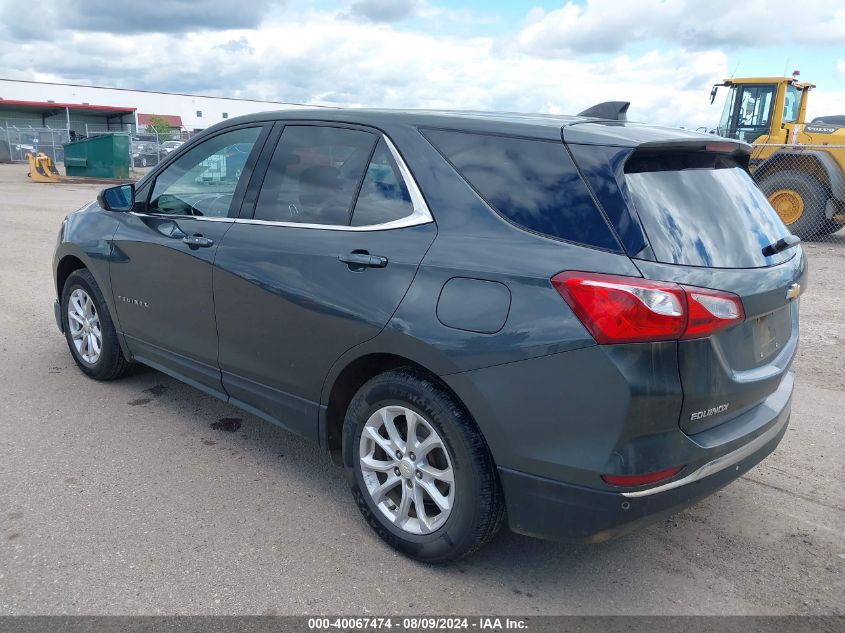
[137,113,184,129]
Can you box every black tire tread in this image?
[346,368,505,562]
[62,268,131,381]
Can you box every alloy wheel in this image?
[67,288,102,364]
[359,405,455,535]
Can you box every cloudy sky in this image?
[1,0,843,128]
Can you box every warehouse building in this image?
[0,78,314,163]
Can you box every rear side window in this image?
[423,129,620,251]
[625,152,791,268]
[351,139,414,226]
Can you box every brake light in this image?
[685,291,745,338]
[551,272,744,344]
[601,465,684,487]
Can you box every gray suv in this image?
[52,107,804,562]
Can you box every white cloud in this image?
[0,9,736,128]
[5,3,841,131]
[344,0,420,23]
[514,0,845,55]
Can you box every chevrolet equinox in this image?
[52,107,805,562]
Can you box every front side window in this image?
[148,126,261,217]
[736,84,775,142]
[717,84,776,142]
[254,126,377,225]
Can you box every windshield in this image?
[717,84,776,142]
[625,152,792,268]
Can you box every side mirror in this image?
[97,183,135,212]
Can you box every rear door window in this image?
[423,129,620,251]
[625,152,791,268]
[350,139,415,226]
[254,125,377,225]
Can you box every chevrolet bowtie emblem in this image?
[786,283,801,301]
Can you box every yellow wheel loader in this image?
[710,73,845,238]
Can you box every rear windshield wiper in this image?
[762,235,801,257]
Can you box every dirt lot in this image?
[0,162,842,615]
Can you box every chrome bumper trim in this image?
[621,417,787,498]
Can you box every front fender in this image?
[53,206,129,357]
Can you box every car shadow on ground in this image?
[46,354,837,613]
[114,365,688,567]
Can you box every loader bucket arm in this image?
[26,152,61,183]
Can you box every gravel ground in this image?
[0,162,842,615]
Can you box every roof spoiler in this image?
[577,101,630,121]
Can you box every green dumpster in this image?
[63,134,130,179]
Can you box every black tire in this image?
[61,268,131,381]
[344,369,504,563]
[757,169,840,239]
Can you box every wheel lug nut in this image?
[415,470,422,479]
[395,450,402,459]
[394,467,401,476]
[408,452,416,461]
[406,479,413,488]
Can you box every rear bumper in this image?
[500,396,791,543]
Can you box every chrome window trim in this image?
[242,133,433,231]
[130,133,433,231]
[129,212,235,223]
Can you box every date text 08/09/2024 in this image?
[307,617,528,630]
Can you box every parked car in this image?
[131,141,160,167]
[160,140,184,154]
[53,108,805,562]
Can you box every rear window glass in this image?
[423,129,620,251]
[625,152,792,268]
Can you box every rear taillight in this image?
[551,272,744,344]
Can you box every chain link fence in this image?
[749,144,845,241]
[1,124,70,163]
[0,120,201,175]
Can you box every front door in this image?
[110,125,267,395]
[213,124,437,440]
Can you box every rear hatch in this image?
[570,136,806,434]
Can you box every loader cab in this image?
[712,77,813,144]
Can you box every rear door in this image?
[619,147,806,433]
[212,123,436,441]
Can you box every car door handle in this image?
[182,235,214,248]
[339,252,388,269]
